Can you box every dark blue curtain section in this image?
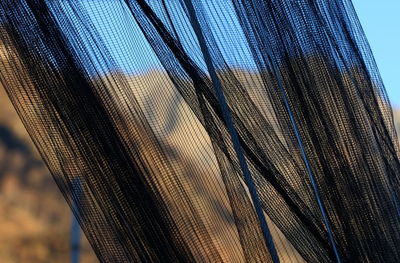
[0,1,399,262]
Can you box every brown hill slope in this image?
[394,109,400,136]
[0,86,98,263]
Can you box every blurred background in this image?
[0,87,98,262]
[0,2,398,262]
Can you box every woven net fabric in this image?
[0,1,399,262]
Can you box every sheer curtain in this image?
[0,1,399,262]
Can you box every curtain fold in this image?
[0,0,399,262]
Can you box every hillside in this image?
[0,87,98,263]
[0,28,398,260]
[395,109,400,136]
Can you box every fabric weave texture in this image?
[0,0,399,262]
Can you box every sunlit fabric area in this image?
[0,1,399,262]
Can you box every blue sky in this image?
[353,1,400,108]
[70,1,400,107]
